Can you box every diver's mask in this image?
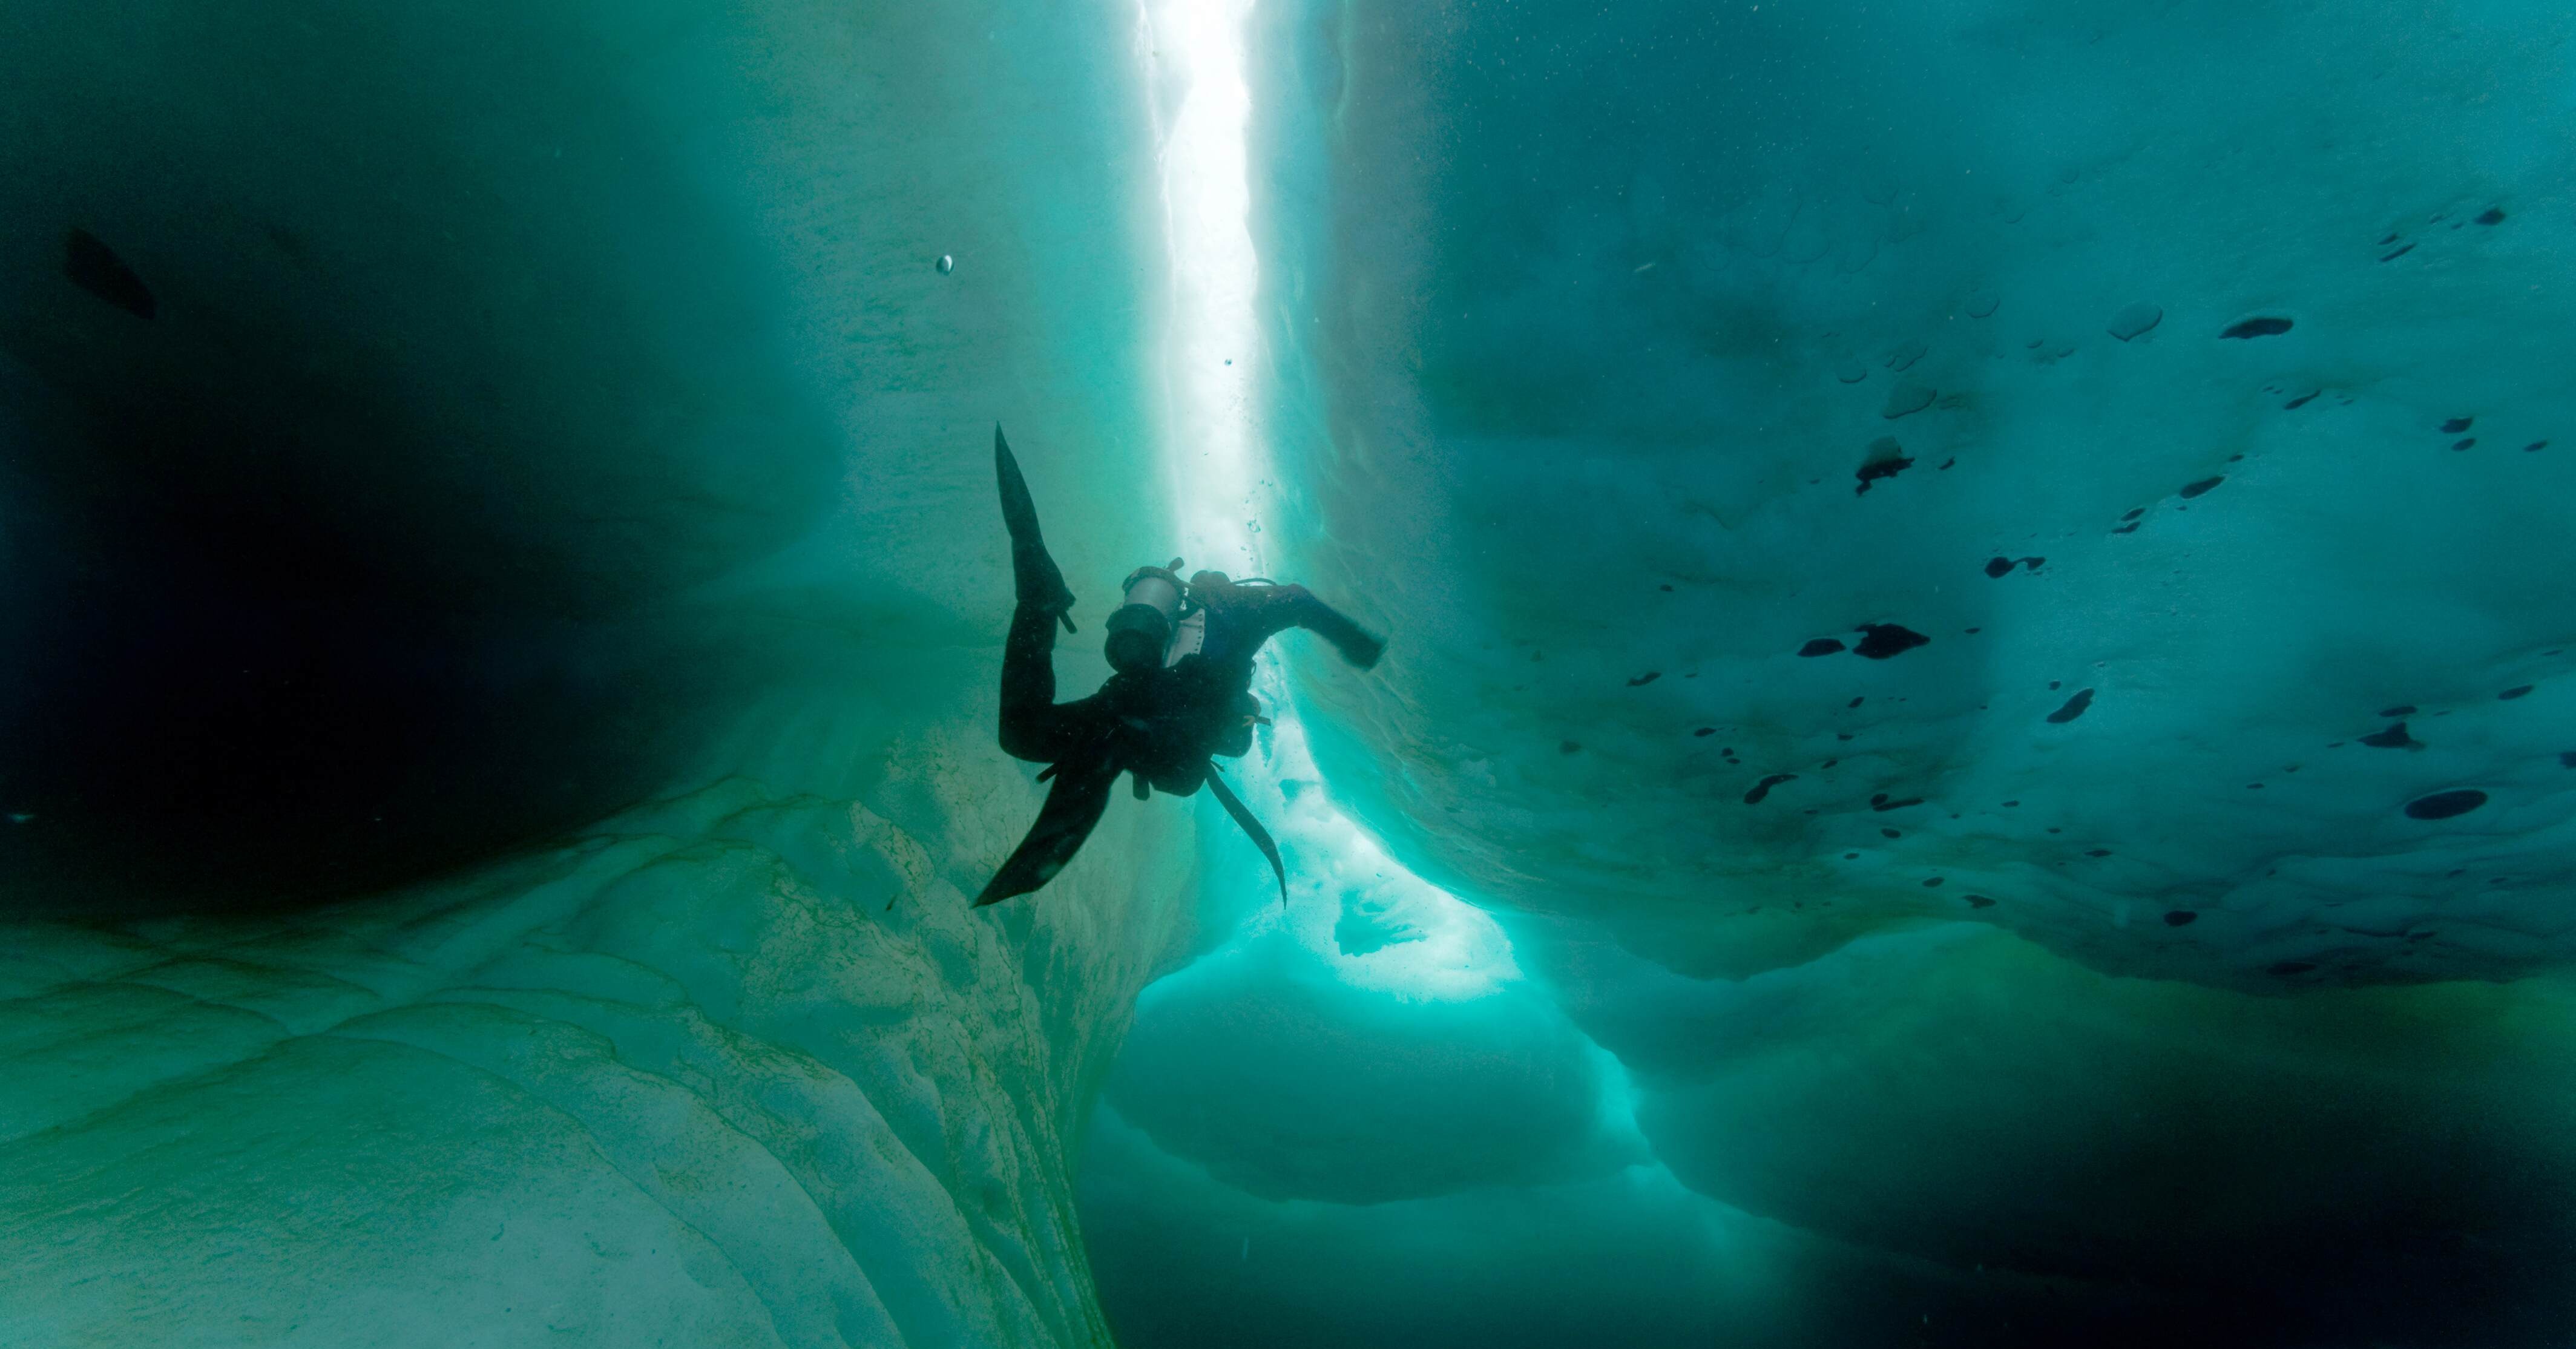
[1104,560,1185,674]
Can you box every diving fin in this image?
[994,424,1078,633]
[975,754,1120,906]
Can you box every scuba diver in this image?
[976,425,1385,907]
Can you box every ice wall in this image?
[1266,0,2576,989]
[1078,1,2576,1346]
[0,1,1200,1343]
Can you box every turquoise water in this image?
[2,1,2574,1345]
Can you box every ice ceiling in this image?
[7,0,2576,1346]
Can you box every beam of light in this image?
[1142,0,1260,574]
[1139,0,1515,999]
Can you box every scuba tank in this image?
[1103,559,1186,674]
[1103,557,1229,672]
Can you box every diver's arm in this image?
[1197,575,1384,669]
[1277,585,1384,669]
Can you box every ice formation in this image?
[1103,0,2576,1344]
[5,0,2576,1346]
[0,1,1194,1341]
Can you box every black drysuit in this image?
[975,428,1382,906]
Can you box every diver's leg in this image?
[994,425,1085,761]
[998,599,1077,761]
